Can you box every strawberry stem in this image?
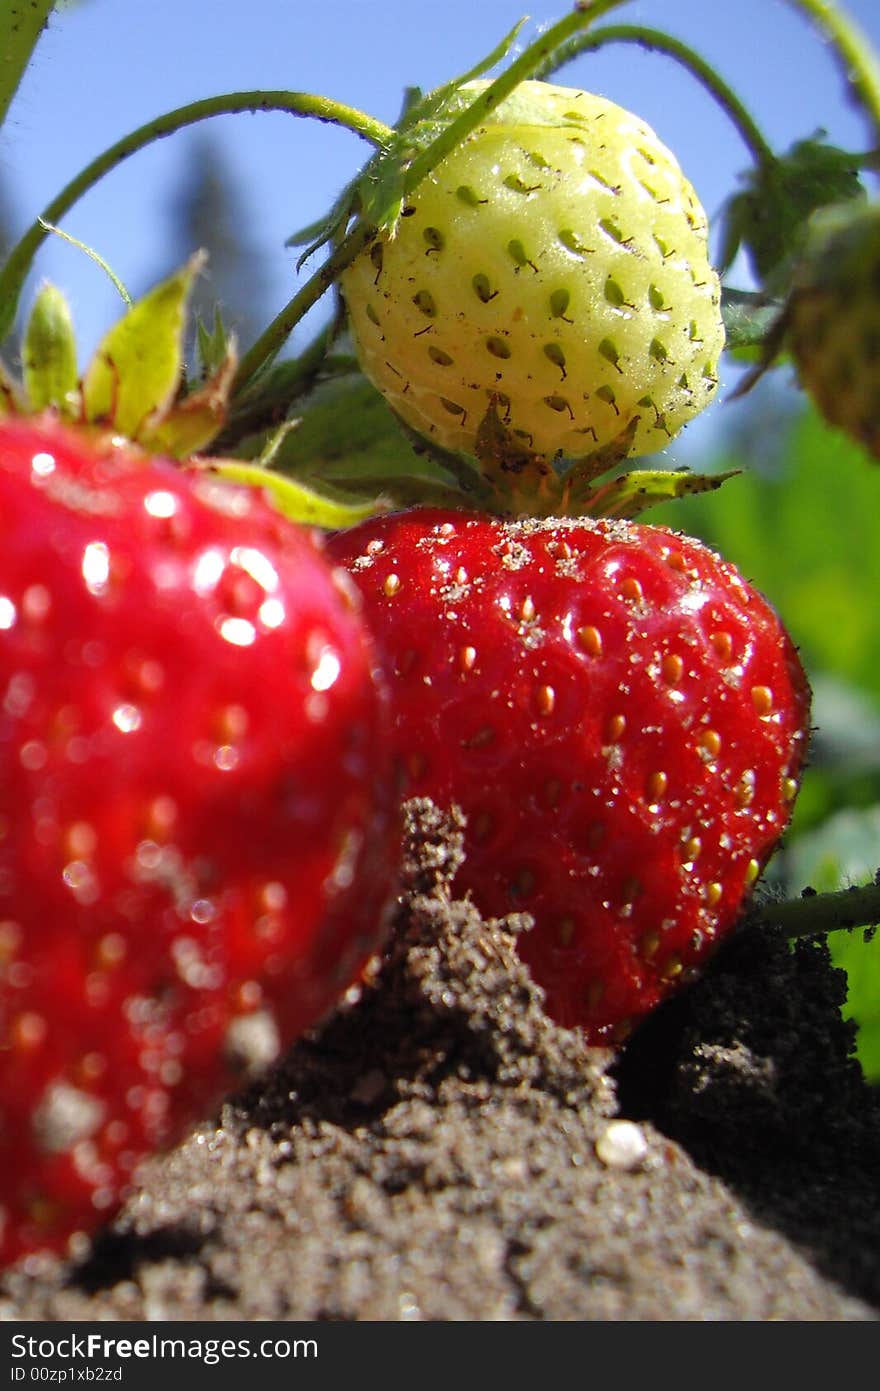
[537,23,776,170]
[217,311,347,448]
[0,91,394,343]
[230,220,376,394]
[399,0,633,199]
[750,880,880,941]
[0,0,55,132]
[784,0,880,149]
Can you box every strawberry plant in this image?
[2,0,880,1272]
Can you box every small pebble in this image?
[595,1120,649,1171]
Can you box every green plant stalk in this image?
[750,881,880,940]
[0,0,55,131]
[230,220,376,394]
[0,90,393,342]
[785,0,880,144]
[537,23,776,170]
[217,308,347,447]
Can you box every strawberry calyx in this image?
[0,258,387,531]
[3,254,231,455]
[462,395,737,519]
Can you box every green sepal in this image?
[470,400,641,515]
[81,253,204,438]
[196,306,234,381]
[22,282,80,414]
[0,359,25,416]
[717,136,869,290]
[344,18,527,239]
[286,176,362,271]
[140,340,237,459]
[407,17,526,125]
[577,468,739,520]
[721,287,786,360]
[199,458,387,530]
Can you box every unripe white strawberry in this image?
[341,80,725,465]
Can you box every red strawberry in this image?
[329,508,811,1045]
[0,414,399,1269]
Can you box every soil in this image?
[2,799,878,1322]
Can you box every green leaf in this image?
[721,287,784,355]
[717,135,869,289]
[243,374,467,496]
[0,1,55,133]
[198,459,386,530]
[81,254,204,439]
[22,282,79,413]
[786,806,880,1082]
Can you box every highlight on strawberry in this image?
[0,268,400,1268]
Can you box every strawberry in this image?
[778,200,880,460]
[329,508,811,1045]
[0,413,399,1268]
[341,79,725,469]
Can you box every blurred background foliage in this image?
[652,400,880,1081]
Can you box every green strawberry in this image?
[781,200,880,459]
[341,79,725,469]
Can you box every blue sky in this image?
[2,0,879,458]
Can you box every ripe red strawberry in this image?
[329,508,811,1044]
[0,413,399,1269]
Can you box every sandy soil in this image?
[2,800,878,1321]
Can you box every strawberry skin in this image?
[342,79,724,465]
[0,414,399,1268]
[329,509,811,1044]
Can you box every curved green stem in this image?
[401,0,632,195]
[536,23,776,170]
[0,90,393,342]
[218,305,347,447]
[231,219,376,393]
[0,0,55,131]
[750,881,880,940]
[784,0,880,144]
